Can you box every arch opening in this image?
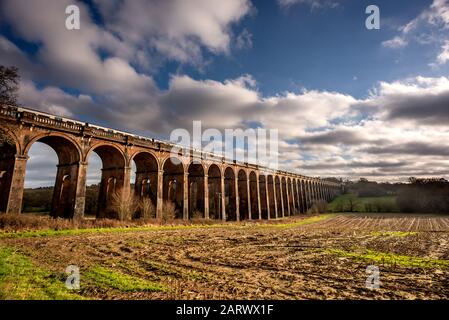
[224,167,236,221]
[297,180,304,213]
[132,152,158,219]
[281,177,288,217]
[249,171,258,219]
[287,178,294,215]
[15,135,84,219]
[259,175,268,219]
[306,181,314,210]
[275,176,282,218]
[302,180,308,212]
[22,143,56,216]
[188,163,204,219]
[163,157,184,219]
[292,179,299,214]
[238,169,248,221]
[88,144,127,219]
[268,175,276,219]
[208,164,222,220]
[312,182,318,204]
[23,136,81,219]
[274,176,283,218]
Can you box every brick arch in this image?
[296,178,304,213]
[187,160,205,173]
[160,153,189,173]
[21,133,84,219]
[286,178,292,214]
[267,174,276,218]
[129,149,161,170]
[130,151,159,172]
[237,169,248,221]
[235,166,248,175]
[0,126,21,155]
[248,171,259,219]
[207,163,223,220]
[85,142,127,167]
[87,143,128,219]
[309,180,315,205]
[280,176,288,217]
[298,178,303,212]
[187,161,205,219]
[223,164,237,177]
[162,155,186,219]
[258,173,269,219]
[130,151,159,212]
[287,177,295,215]
[161,155,185,173]
[274,175,282,217]
[24,132,82,164]
[205,162,223,176]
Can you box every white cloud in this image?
[383,0,449,65]
[437,40,449,64]
[159,74,259,130]
[3,0,449,183]
[94,0,252,66]
[235,29,253,50]
[382,36,408,49]
[16,69,449,182]
[0,0,153,96]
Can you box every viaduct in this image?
[0,105,341,220]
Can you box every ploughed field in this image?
[1,213,449,299]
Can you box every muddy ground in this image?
[1,213,449,299]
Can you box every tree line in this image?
[339,177,449,214]
[23,185,100,216]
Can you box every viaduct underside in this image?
[0,105,341,220]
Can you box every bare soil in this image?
[1,213,449,299]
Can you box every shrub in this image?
[112,191,139,221]
[191,210,203,220]
[139,197,155,221]
[161,201,176,224]
[0,213,138,232]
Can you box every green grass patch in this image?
[324,248,449,269]
[0,225,225,239]
[370,231,418,237]
[85,266,166,292]
[262,214,336,228]
[328,194,399,213]
[0,214,338,239]
[0,246,84,300]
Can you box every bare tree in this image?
[112,191,139,221]
[139,197,155,221]
[0,65,20,106]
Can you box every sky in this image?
[1,0,449,187]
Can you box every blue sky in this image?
[1,0,449,186]
[194,0,435,97]
[109,0,446,98]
